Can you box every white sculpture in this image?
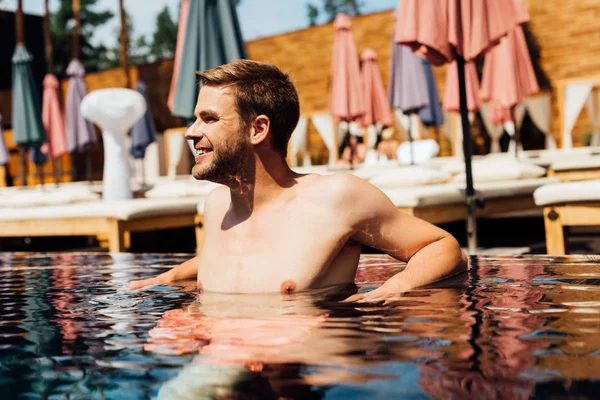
[81,88,146,200]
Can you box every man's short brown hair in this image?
[196,60,300,157]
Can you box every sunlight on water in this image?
[1,253,599,399]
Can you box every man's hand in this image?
[128,270,175,289]
[344,279,410,304]
[128,255,201,290]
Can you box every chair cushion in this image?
[145,178,222,198]
[550,156,600,172]
[370,166,451,188]
[452,158,546,183]
[0,197,200,221]
[384,177,558,208]
[534,179,600,206]
[0,185,100,208]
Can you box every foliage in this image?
[306,0,364,25]
[50,0,113,77]
[150,6,178,60]
[307,3,319,26]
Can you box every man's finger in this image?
[128,278,159,290]
[342,293,364,303]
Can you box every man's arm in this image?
[128,186,224,290]
[128,255,201,289]
[339,175,468,300]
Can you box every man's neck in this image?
[227,152,298,213]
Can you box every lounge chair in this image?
[381,177,557,224]
[534,179,600,255]
[0,197,200,252]
[547,155,600,182]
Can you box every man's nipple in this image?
[280,280,297,294]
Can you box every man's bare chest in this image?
[196,216,358,293]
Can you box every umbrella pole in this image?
[37,163,45,188]
[408,118,415,165]
[54,157,61,186]
[18,147,27,187]
[139,158,146,188]
[511,106,520,158]
[456,55,477,254]
[86,152,93,185]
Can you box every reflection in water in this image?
[0,253,599,398]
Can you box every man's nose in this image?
[184,120,203,140]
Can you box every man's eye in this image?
[205,117,217,123]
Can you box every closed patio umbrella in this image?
[418,58,445,151]
[481,25,539,155]
[330,13,365,122]
[12,43,46,187]
[360,49,393,152]
[130,81,157,186]
[389,38,429,164]
[395,0,530,253]
[130,81,156,159]
[65,59,97,183]
[171,0,248,120]
[167,0,190,112]
[330,13,365,166]
[41,74,67,183]
[418,58,444,127]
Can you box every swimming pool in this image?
[1,253,599,399]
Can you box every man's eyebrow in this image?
[195,110,219,118]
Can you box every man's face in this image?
[186,85,249,182]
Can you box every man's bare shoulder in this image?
[202,185,230,216]
[296,172,378,206]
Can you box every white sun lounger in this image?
[547,156,600,182]
[0,197,202,252]
[381,177,558,224]
[534,179,600,255]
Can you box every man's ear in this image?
[250,115,270,146]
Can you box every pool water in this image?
[1,253,599,399]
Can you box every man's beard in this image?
[191,136,248,185]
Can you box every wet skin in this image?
[130,84,467,300]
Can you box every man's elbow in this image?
[446,235,468,274]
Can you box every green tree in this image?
[306,0,363,25]
[100,10,150,69]
[50,0,114,77]
[150,6,177,60]
[307,3,319,26]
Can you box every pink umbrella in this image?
[481,25,539,124]
[395,0,529,66]
[329,13,365,122]
[442,61,481,113]
[395,0,530,254]
[167,0,190,112]
[41,74,67,158]
[360,49,393,128]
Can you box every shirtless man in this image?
[129,60,467,301]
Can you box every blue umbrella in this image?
[130,81,156,159]
[171,0,248,119]
[389,38,429,164]
[12,44,47,186]
[418,58,444,128]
